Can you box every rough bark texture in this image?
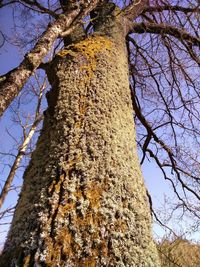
[0,9,160,267]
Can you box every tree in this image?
[158,236,200,267]
[0,73,46,250]
[0,0,199,266]
[0,74,45,210]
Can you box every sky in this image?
[0,2,199,249]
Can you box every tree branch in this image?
[122,0,149,21]
[17,0,59,18]
[130,86,200,201]
[143,5,200,14]
[129,22,200,46]
[0,114,42,209]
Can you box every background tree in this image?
[158,236,200,267]
[0,74,45,209]
[0,0,199,266]
[0,73,46,249]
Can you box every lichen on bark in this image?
[0,4,161,267]
[57,35,113,82]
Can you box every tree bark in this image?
[0,8,160,267]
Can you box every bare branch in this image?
[0,116,42,209]
[17,0,59,18]
[0,77,45,209]
[130,85,200,202]
[122,0,149,21]
[130,22,200,46]
[143,5,200,14]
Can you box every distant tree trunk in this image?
[0,5,160,267]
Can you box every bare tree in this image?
[0,75,46,209]
[158,236,200,267]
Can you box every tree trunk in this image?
[0,8,161,267]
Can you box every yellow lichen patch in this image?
[56,229,73,256]
[86,182,103,209]
[48,174,65,195]
[59,201,75,216]
[57,35,113,82]
[57,50,77,58]
[115,219,127,232]
[23,254,31,267]
[54,177,63,193]
[68,155,82,169]
[74,120,82,129]
[45,229,73,265]
[78,256,97,267]
[101,240,109,257]
[74,94,87,129]
[73,188,83,200]
[75,211,94,228]
[79,95,87,115]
